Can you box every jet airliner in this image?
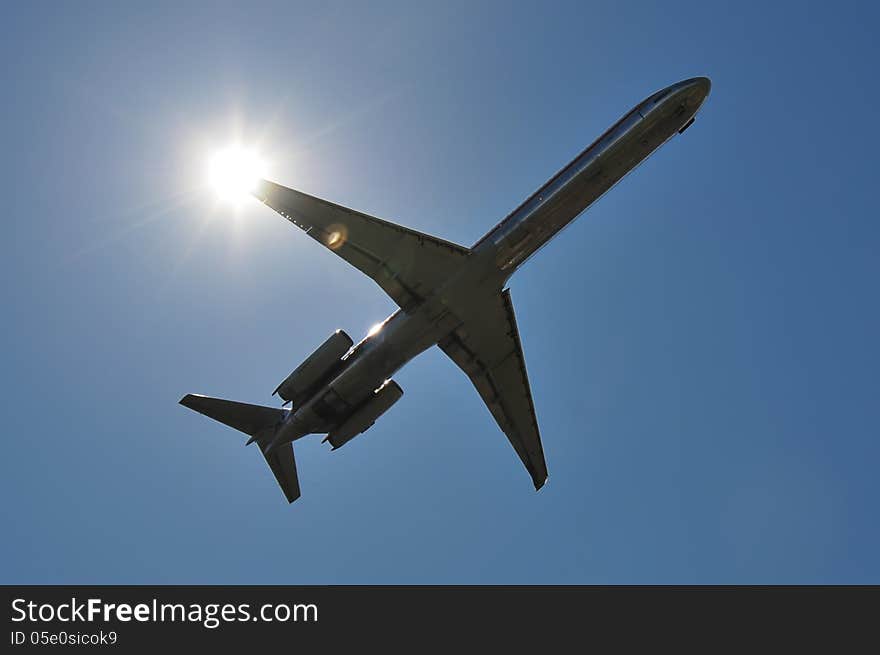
[181,77,712,503]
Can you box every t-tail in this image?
[179,394,302,503]
[180,330,406,504]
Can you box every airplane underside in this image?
[180,77,710,504]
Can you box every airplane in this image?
[181,77,712,503]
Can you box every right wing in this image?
[438,289,548,489]
[253,180,470,311]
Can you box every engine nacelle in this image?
[326,380,403,449]
[274,330,353,406]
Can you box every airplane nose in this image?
[683,76,711,108]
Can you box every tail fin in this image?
[179,394,301,503]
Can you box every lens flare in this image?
[325,223,348,250]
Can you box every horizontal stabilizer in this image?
[180,394,285,436]
[181,394,301,503]
[263,442,301,503]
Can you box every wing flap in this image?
[253,180,470,310]
[438,290,548,489]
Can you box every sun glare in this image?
[207,145,267,204]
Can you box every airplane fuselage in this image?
[270,77,711,451]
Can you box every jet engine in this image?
[325,379,403,449]
[274,330,353,406]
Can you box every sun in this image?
[207,145,267,203]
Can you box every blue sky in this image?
[2,0,878,583]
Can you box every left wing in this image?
[253,180,469,310]
[438,289,548,489]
